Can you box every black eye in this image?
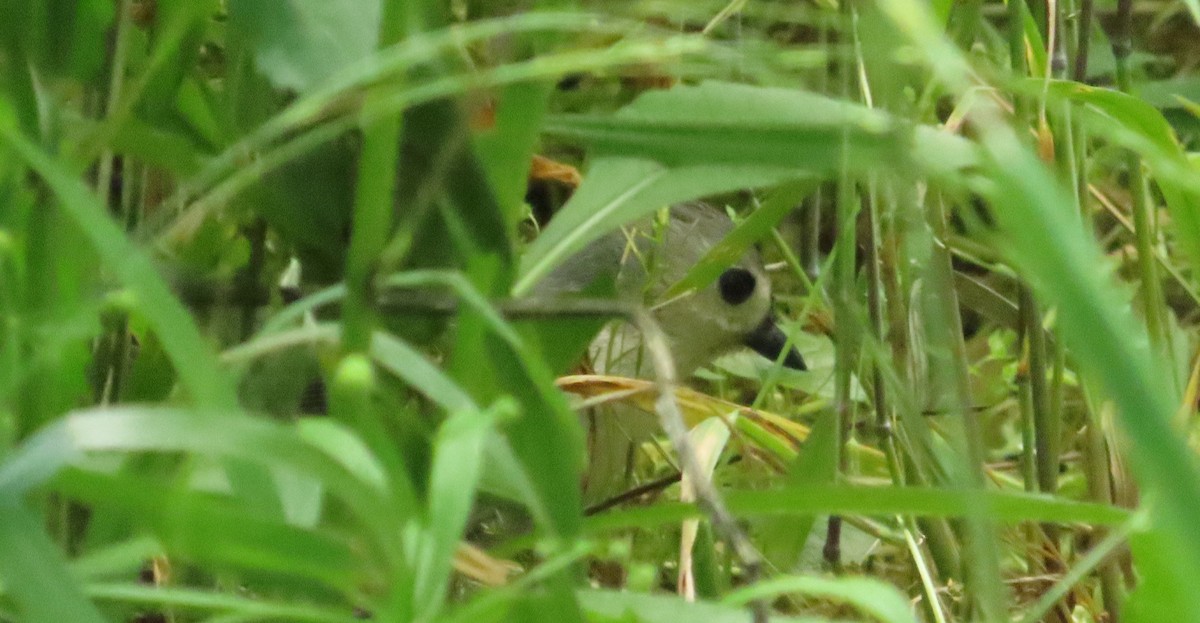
[718,268,756,305]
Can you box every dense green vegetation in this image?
[2,0,1200,621]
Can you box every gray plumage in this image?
[538,202,804,502]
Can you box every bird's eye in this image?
[718,268,757,305]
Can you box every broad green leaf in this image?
[757,409,841,572]
[105,116,208,173]
[518,81,974,294]
[255,136,358,283]
[542,82,976,176]
[542,96,894,172]
[70,537,163,581]
[1138,77,1200,110]
[1047,81,1178,153]
[477,435,556,526]
[394,99,515,286]
[227,0,381,93]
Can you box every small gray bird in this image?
[537,202,806,502]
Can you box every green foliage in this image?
[227,0,381,93]
[2,1,1200,622]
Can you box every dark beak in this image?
[744,314,806,371]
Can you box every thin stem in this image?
[1111,0,1173,381]
[1020,288,1057,497]
[1085,395,1128,620]
[1006,0,1030,118]
[1017,514,1141,623]
[861,188,892,443]
[825,0,862,571]
[1072,0,1094,82]
[1016,328,1038,493]
[929,194,1007,620]
[634,309,769,623]
[889,181,963,583]
[96,0,134,211]
[341,2,408,354]
[236,220,267,341]
[803,24,830,278]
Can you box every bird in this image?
[536,202,806,503]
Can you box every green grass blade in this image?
[724,575,917,623]
[0,123,238,410]
[582,485,1131,534]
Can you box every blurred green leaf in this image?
[412,399,512,620]
[518,81,974,294]
[394,99,515,285]
[55,468,362,595]
[1125,525,1200,623]
[578,590,828,623]
[85,583,362,623]
[475,81,555,234]
[256,137,358,283]
[725,575,917,623]
[542,82,976,175]
[0,408,405,551]
[1183,0,1200,26]
[227,0,381,93]
[514,157,802,295]
[297,417,389,492]
[0,0,113,81]
[979,133,1200,612]
[1048,81,1200,285]
[0,504,106,623]
[133,0,220,130]
[70,536,163,582]
[0,124,239,410]
[543,82,895,167]
[104,116,208,173]
[487,332,585,539]
[584,484,1131,534]
[372,331,477,413]
[757,409,840,571]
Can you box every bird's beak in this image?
[744,314,806,371]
